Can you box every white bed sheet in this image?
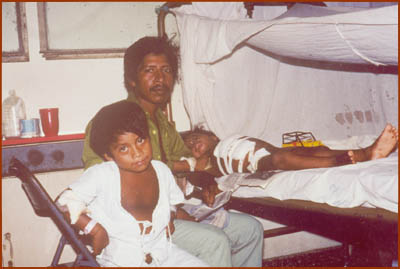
[217,152,398,213]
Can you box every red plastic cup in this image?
[39,108,59,137]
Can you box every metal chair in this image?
[8,157,99,267]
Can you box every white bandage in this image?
[185,181,195,196]
[180,157,197,172]
[83,219,98,235]
[170,205,177,213]
[56,189,88,224]
[247,148,269,173]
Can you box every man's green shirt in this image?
[82,93,192,170]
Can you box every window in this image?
[37,2,172,60]
[2,2,29,62]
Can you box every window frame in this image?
[2,2,29,63]
[37,2,128,60]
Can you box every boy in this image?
[57,101,208,267]
[182,124,398,177]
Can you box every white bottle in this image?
[2,90,27,138]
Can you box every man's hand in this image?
[89,223,109,256]
[184,172,222,207]
[201,184,222,207]
[176,207,196,222]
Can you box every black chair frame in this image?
[8,157,99,267]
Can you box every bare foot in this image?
[348,150,356,164]
[369,123,398,160]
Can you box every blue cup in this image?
[20,118,41,138]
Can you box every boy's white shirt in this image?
[58,160,185,266]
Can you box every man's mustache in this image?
[150,85,170,92]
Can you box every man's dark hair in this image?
[124,36,179,93]
[90,101,149,158]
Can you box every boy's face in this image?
[131,53,174,107]
[184,133,217,159]
[104,132,152,173]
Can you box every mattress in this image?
[216,151,398,213]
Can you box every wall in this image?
[2,2,191,135]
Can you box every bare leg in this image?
[229,124,398,172]
[258,124,398,170]
[258,150,347,171]
[349,123,398,163]
[288,146,347,158]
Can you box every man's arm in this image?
[82,121,104,170]
[184,171,222,207]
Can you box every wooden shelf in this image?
[2,133,85,147]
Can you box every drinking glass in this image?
[39,108,59,137]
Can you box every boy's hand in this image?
[89,223,109,256]
[201,184,222,207]
[167,211,176,238]
[166,219,175,238]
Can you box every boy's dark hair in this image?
[181,127,219,141]
[124,36,179,93]
[90,101,149,158]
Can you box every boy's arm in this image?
[57,189,109,255]
[164,123,193,170]
[173,155,213,173]
[82,121,104,170]
[74,213,109,255]
[56,165,110,255]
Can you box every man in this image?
[82,36,263,267]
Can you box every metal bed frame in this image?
[226,196,397,266]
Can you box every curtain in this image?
[174,3,398,146]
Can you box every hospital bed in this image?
[222,152,398,266]
[184,141,398,266]
[157,2,398,266]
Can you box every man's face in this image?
[104,132,153,174]
[132,53,175,107]
[184,133,216,159]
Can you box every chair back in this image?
[8,157,99,267]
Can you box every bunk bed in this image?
[157,2,398,266]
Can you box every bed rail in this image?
[156,2,327,39]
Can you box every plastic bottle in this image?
[2,90,27,138]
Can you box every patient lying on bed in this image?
[182,124,398,178]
